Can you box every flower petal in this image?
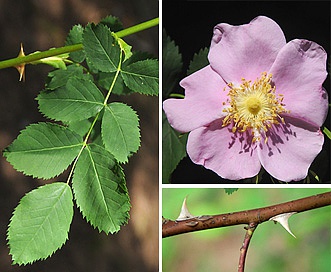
[258,117,324,182]
[270,39,328,127]
[163,66,227,133]
[187,121,261,180]
[209,16,286,83]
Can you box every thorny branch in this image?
[163,192,331,272]
[162,191,331,237]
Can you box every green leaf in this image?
[97,52,156,95]
[102,103,140,163]
[65,24,86,63]
[118,37,132,61]
[224,188,239,195]
[3,123,83,179]
[37,78,104,122]
[46,64,93,90]
[123,51,154,66]
[31,52,70,70]
[162,30,183,98]
[187,47,209,75]
[72,144,130,234]
[67,119,92,137]
[112,33,132,61]
[97,71,131,95]
[8,182,73,265]
[162,111,187,183]
[322,126,331,140]
[308,169,320,182]
[83,23,121,72]
[99,15,123,32]
[121,59,159,95]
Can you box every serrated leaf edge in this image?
[3,122,83,179]
[102,103,141,163]
[72,144,130,234]
[7,183,73,265]
[120,59,159,96]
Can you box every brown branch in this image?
[162,191,331,238]
[238,222,257,272]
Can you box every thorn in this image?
[15,43,26,82]
[269,212,297,238]
[162,216,169,225]
[176,196,196,221]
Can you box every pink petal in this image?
[187,121,261,180]
[270,39,328,127]
[209,16,286,83]
[258,117,324,182]
[163,66,228,133]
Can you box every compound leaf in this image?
[8,182,73,265]
[37,78,104,122]
[102,103,140,163]
[83,23,121,73]
[3,123,83,179]
[72,144,130,234]
[121,59,158,95]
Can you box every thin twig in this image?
[238,222,257,272]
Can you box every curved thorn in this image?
[176,196,195,221]
[269,212,297,238]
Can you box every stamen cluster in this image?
[222,72,289,142]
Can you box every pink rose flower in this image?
[163,16,328,182]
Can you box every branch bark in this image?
[238,222,257,272]
[162,191,331,238]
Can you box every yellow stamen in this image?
[222,72,289,142]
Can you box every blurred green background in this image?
[163,188,331,272]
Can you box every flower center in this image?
[222,72,289,142]
[246,97,262,115]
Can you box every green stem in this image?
[0,44,82,70]
[104,49,123,104]
[0,17,159,70]
[169,93,185,99]
[116,17,159,38]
